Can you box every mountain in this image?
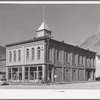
[80,25,100,55]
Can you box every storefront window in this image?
[25,67,29,80]
[38,66,42,80]
[49,67,52,80]
[25,67,37,81]
[19,67,22,80]
[30,67,34,80]
[8,68,11,80]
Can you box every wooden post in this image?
[22,66,25,83]
[47,38,50,85]
[84,69,86,81]
[6,67,8,82]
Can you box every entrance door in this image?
[86,70,92,81]
[30,67,37,82]
[25,66,42,82]
[72,69,77,81]
[12,68,18,82]
[48,67,52,83]
[64,68,70,82]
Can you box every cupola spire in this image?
[43,4,45,23]
[36,4,52,38]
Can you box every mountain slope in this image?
[80,30,100,55]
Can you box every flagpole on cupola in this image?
[43,4,50,85]
[43,4,45,23]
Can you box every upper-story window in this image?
[37,47,41,60]
[86,57,90,67]
[26,49,29,61]
[57,50,61,62]
[88,58,91,67]
[9,51,12,62]
[93,59,95,68]
[90,58,93,67]
[65,52,68,63]
[49,48,52,61]
[79,55,83,65]
[32,48,34,60]
[18,50,21,61]
[72,53,76,65]
[65,52,70,64]
[85,57,88,67]
[14,51,16,62]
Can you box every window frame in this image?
[72,53,76,65]
[14,50,16,62]
[18,50,21,62]
[37,47,41,60]
[31,48,35,60]
[9,51,12,62]
[26,48,29,61]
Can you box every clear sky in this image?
[0,4,100,47]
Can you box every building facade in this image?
[6,22,96,84]
[80,24,100,79]
[0,46,6,80]
[0,59,6,79]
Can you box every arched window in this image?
[14,51,16,62]
[57,50,59,62]
[65,52,68,63]
[32,48,34,60]
[88,58,91,67]
[18,50,21,61]
[65,52,70,64]
[57,50,61,62]
[79,55,83,65]
[85,57,88,66]
[26,49,29,61]
[49,48,52,61]
[72,53,75,65]
[9,51,12,62]
[37,47,41,59]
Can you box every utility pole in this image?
[46,37,50,85]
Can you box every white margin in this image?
[0,1,100,4]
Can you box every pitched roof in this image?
[37,22,50,31]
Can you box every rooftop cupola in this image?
[36,22,52,38]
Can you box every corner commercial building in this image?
[6,22,96,84]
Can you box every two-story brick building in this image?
[6,22,96,84]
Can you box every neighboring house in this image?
[0,46,6,79]
[80,24,100,78]
[5,22,96,84]
[95,55,100,78]
[0,59,6,79]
